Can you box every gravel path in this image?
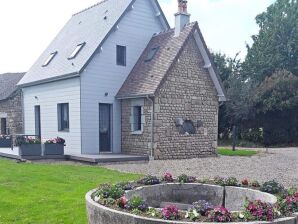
[103,148,298,188]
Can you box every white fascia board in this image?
[193,30,227,102]
[149,0,170,30]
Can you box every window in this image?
[116,45,126,66]
[132,106,142,131]
[68,42,86,60]
[145,47,159,62]
[0,118,7,135]
[42,51,57,67]
[58,103,69,131]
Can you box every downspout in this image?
[146,95,154,160]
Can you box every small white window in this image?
[42,51,57,67]
[68,42,86,60]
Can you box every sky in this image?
[0,0,275,74]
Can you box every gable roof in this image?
[18,0,169,87]
[0,73,25,101]
[116,22,226,101]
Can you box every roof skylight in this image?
[68,42,86,60]
[145,47,159,62]
[42,51,57,67]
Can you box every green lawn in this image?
[217,148,258,156]
[0,158,140,224]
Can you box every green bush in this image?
[260,180,284,194]
[97,184,124,200]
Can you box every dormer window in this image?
[145,47,159,62]
[42,51,57,67]
[68,42,86,60]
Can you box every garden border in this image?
[86,185,298,224]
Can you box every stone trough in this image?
[86,183,298,224]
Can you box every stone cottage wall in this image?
[121,98,153,155]
[153,36,219,160]
[0,90,23,136]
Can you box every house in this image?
[0,73,25,136]
[18,0,226,160]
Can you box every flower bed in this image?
[0,135,12,148]
[86,174,298,224]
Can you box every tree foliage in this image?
[215,0,298,146]
[243,0,298,83]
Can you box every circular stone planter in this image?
[86,183,298,224]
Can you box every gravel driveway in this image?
[103,148,298,188]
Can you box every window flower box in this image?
[44,137,65,156]
[20,144,42,156]
[0,135,12,148]
[16,136,42,156]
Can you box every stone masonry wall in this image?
[121,98,152,155]
[0,90,23,135]
[153,36,219,160]
[121,36,219,159]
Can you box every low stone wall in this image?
[225,186,277,211]
[86,184,298,224]
[125,184,223,209]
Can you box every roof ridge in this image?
[72,0,109,17]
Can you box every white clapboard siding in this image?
[80,0,164,154]
[22,78,81,155]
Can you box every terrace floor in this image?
[0,147,149,163]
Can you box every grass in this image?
[217,147,258,156]
[0,158,140,224]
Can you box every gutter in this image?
[146,95,154,160]
[17,72,80,88]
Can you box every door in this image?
[0,118,7,135]
[99,104,111,152]
[34,106,41,137]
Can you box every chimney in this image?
[174,0,190,37]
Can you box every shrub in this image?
[15,136,41,146]
[214,176,225,186]
[138,175,160,185]
[214,176,238,186]
[207,206,232,222]
[177,174,196,183]
[277,191,298,214]
[147,207,162,218]
[260,180,284,194]
[192,200,214,215]
[97,184,124,200]
[44,137,65,145]
[127,196,148,212]
[250,180,260,188]
[0,135,10,139]
[185,209,200,221]
[244,199,278,221]
[117,196,128,209]
[225,177,238,186]
[116,182,134,191]
[241,179,249,186]
[162,205,179,220]
[162,172,174,182]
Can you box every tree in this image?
[252,70,298,145]
[243,0,298,84]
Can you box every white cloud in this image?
[0,0,275,73]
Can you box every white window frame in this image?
[42,51,57,67]
[130,99,145,135]
[68,42,86,60]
